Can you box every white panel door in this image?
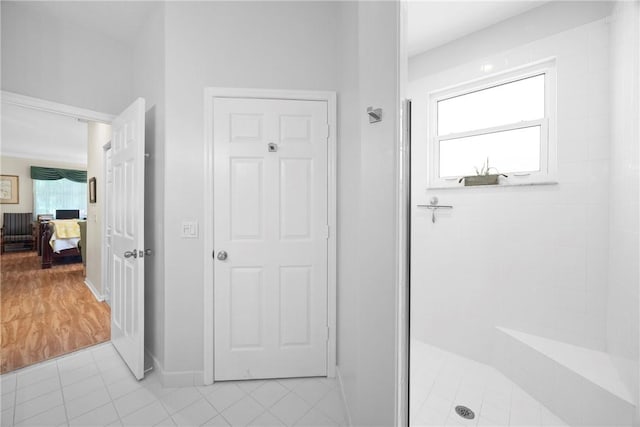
[213,97,328,381]
[111,98,146,380]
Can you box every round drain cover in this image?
[455,405,475,420]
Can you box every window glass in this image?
[439,126,541,177]
[437,74,545,135]
[33,179,87,219]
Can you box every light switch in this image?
[181,221,198,238]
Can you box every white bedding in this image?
[50,232,80,253]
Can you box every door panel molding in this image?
[203,88,337,385]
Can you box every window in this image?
[33,179,87,219]
[428,60,557,187]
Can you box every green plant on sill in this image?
[459,157,508,185]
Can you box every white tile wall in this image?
[606,0,640,413]
[410,17,612,364]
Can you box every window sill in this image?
[427,180,558,190]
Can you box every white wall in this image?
[131,2,166,372]
[606,0,640,413]
[161,0,345,378]
[0,156,86,226]
[335,1,361,424]
[86,123,110,296]
[1,1,133,115]
[343,2,401,425]
[410,4,612,365]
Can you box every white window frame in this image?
[427,59,558,188]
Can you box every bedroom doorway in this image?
[0,93,115,373]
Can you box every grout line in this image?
[55,360,70,427]
[90,347,123,426]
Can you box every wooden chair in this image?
[1,213,36,254]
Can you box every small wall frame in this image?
[89,177,97,203]
[0,175,19,204]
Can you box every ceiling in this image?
[407,1,548,57]
[1,104,88,165]
[17,1,159,45]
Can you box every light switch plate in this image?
[181,221,198,238]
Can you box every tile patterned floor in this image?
[0,342,348,426]
[410,340,568,427]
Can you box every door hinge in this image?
[324,124,330,139]
[322,225,330,239]
[326,327,330,341]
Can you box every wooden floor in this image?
[0,251,110,373]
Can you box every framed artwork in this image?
[89,177,97,203]
[0,175,19,204]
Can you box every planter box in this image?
[462,174,500,186]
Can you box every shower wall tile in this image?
[606,1,639,410]
[410,17,612,365]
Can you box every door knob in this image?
[216,251,228,261]
[124,250,137,259]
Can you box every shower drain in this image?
[455,405,475,420]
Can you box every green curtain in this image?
[30,166,87,183]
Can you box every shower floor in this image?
[410,339,568,426]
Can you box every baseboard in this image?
[336,366,353,427]
[83,278,104,302]
[144,349,204,387]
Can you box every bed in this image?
[40,220,83,269]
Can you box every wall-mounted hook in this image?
[367,107,382,123]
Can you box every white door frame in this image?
[203,87,337,385]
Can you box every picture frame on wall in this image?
[89,177,97,203]
[0,175,19,204]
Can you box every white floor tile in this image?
[269,393,311,426]
[314,389,347,425]
[15,374,61,406]
[2,391,15,409]
[13,389,64,424]
[121,400,169,427]
[276,378,308,391]
[410,341,565,427]
[221,396,268,427]
[158,387,202,414]
[203,383,246,413]
[478,401,510,425]
[57,349,96,372]
[65,386,112,419]
[291,379,331,406]
[106,374,143,400]
[122,401,169,426]
[251,381,289,408]
[295,407,339,426]
[113,387,157,418]
[171,398,218,426]
[1,374,17,395]
[14,404,67,427]
[2,344,349,427]
[15,362,58,389]
[236,380,266,394]
[62,374,105,402]
[68,402,120,427]
[2,406,15,427]
[249,410,286,426]
[59,362,100,387]
[155,417,177,426]
[202,414,231,426]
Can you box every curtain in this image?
[30,166,87,183]
[33,179,87,219]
